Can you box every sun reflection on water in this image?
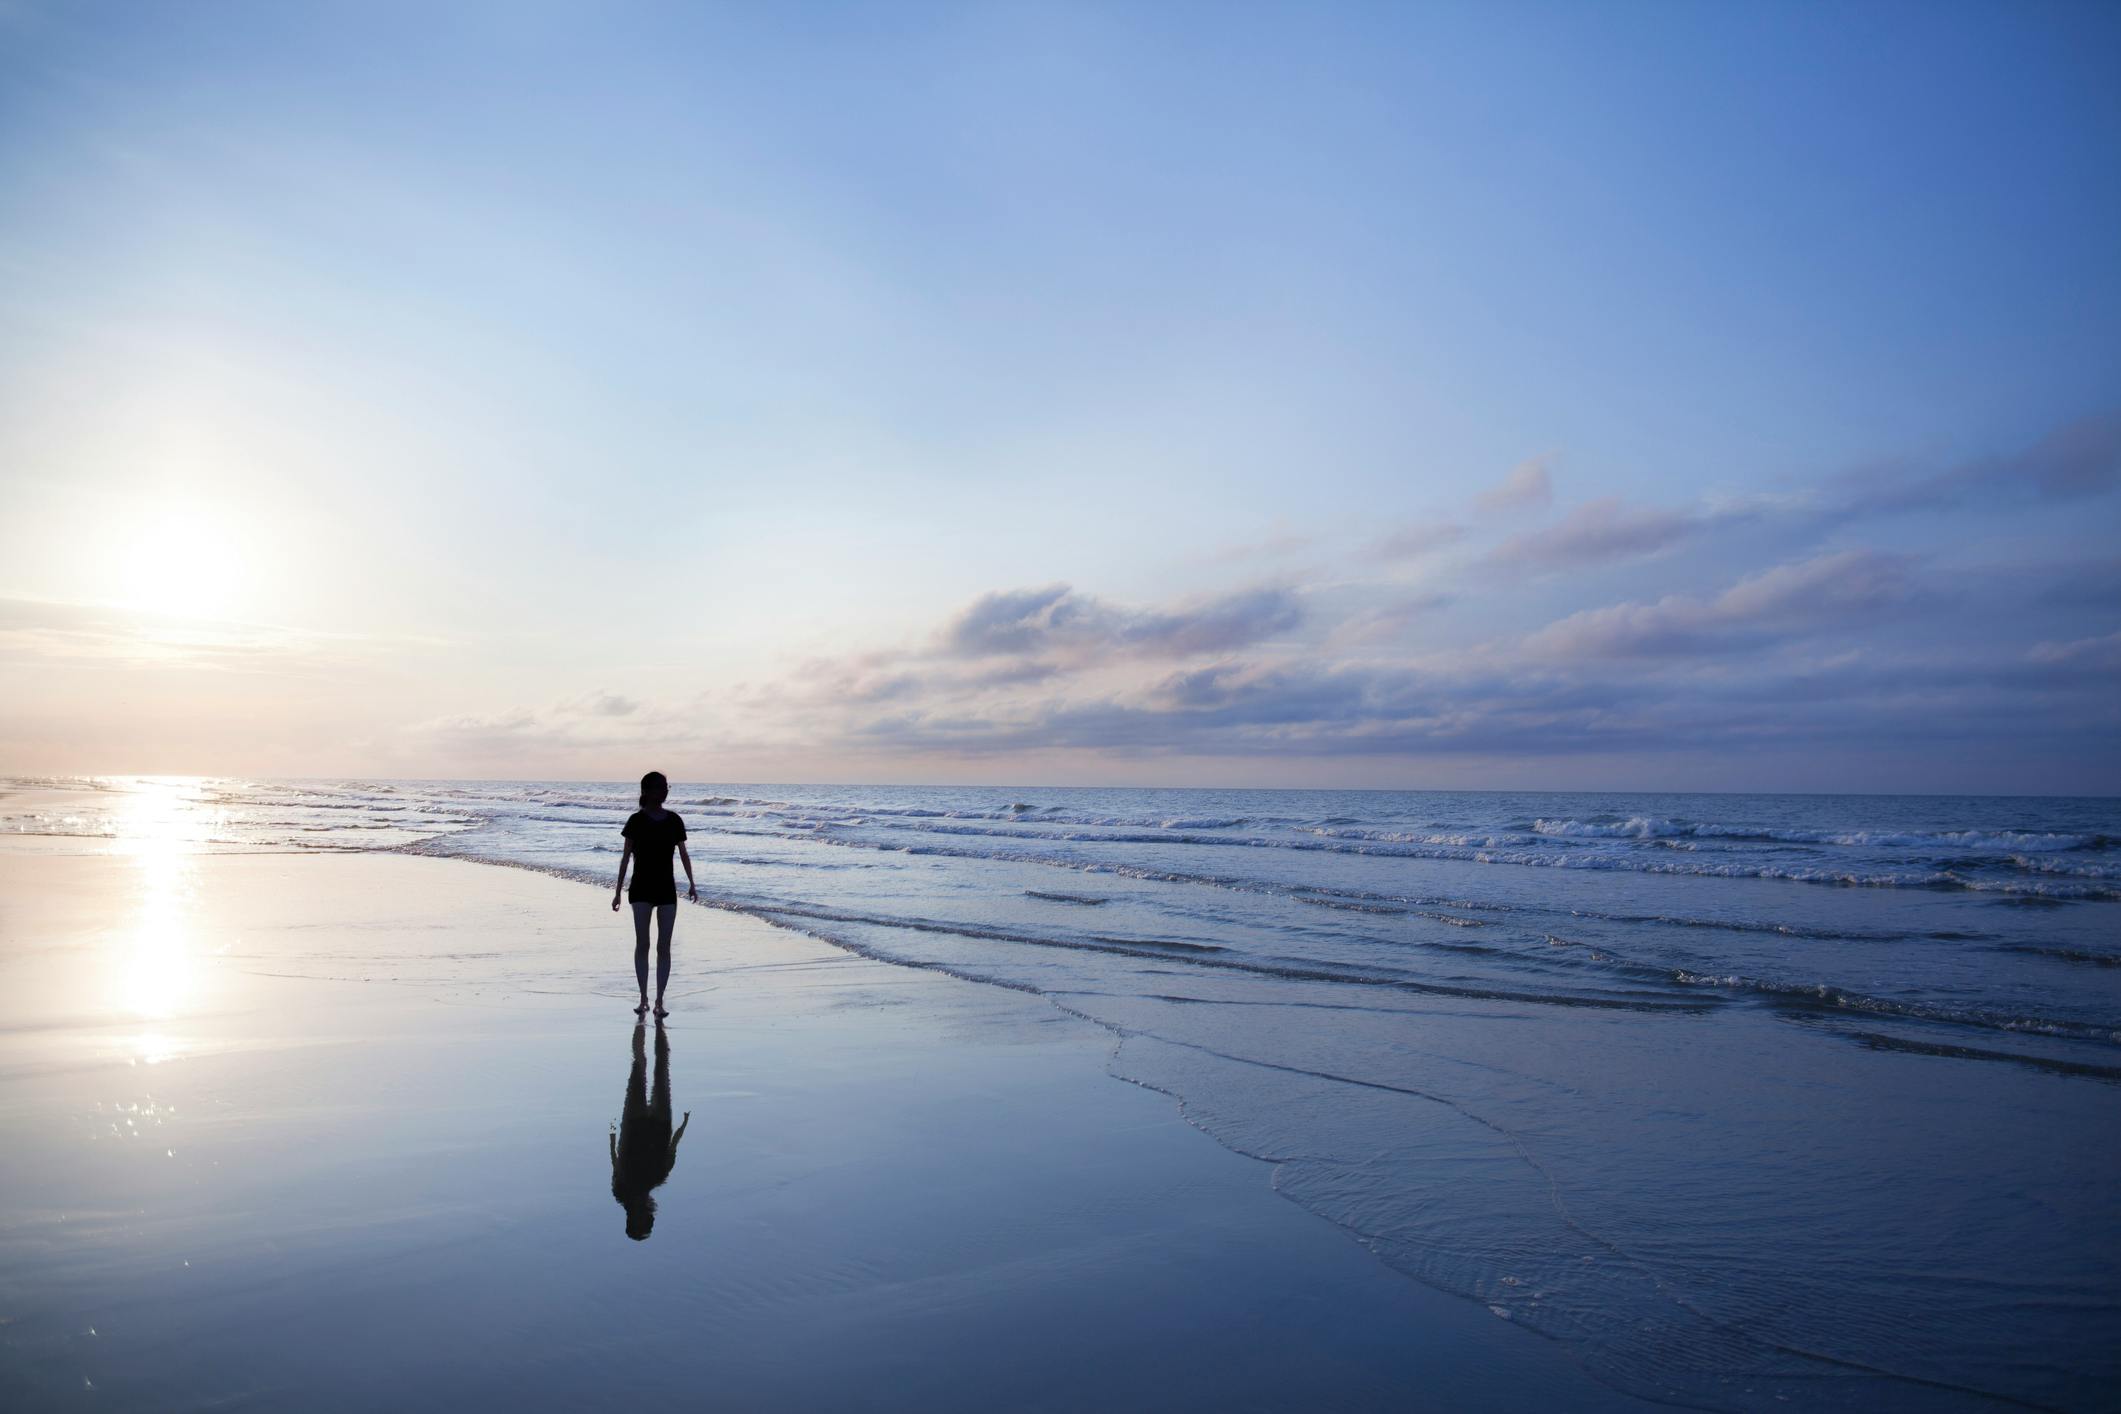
[109,779,212,1042]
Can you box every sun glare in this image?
[114,507,249,620]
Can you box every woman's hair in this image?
[639,771,668,811]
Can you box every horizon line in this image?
[8,772,2116,802]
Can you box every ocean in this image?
[9,776,2117,1411]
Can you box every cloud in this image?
[754,556,1942,762]
[0,596,407,674]
[943,584,1085,656]
[412,690,716,757]
[379,410,2121,784]
[1839,412,2121,514]
[1465,410,2119,580]
[809,658,1723,761]
[406,550,2112,784]
[1148,661,1390,723]
[1370,522,1467,561]
[1126,586,1304,655]
[970,658,1065,688]
[785,653,927,705]
[1476,456,1554,514]
[814,639,2115,768]
[941,583,1301,661]
[2026,629,2121,675]
[574,691,639,717]
[1464,410,2118,579]
[1486,497,1701,570]
[1328,593,1454,648]
[1522,549,1911,659]
[2007,414,2121,498]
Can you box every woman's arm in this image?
[612,842,633,911]
[678,842,696,902]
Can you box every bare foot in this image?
[653,1003,669,1019]
[634,1000,648,1016]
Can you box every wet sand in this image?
[0,851,1651,1411]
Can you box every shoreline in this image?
[0,849,1651,1412]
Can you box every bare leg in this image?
[653,903,675,1015]
[631,903,652,1013]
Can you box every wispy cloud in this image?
[361,412,2121,784]
[0,596,424,673]
[411,691,714,758]
[397,539,2113,782]
[1370,522,1467,561]
[572,690,640,717]
[1836,412,2121,515]
[1485,497,1704,571]
[2026,629,2121,675]
[941,584,1302,661]
[1476,456,1554,514]
[1327,592,1455,648]
[1363,456,1553,565]
[1522,549,1911,659]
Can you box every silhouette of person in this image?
[610,1020,690,1241]
[612,770,696,1019]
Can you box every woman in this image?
[611,770,696,1018]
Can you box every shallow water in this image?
[5,853,1646,1414]
[9,776,2118,1410]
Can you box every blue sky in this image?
[1,0,2116,790]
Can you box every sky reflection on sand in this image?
[0,851,1647,1413]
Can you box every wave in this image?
[1561,907,1991,944]
[828,804,1257,830]
[494,797,625,812]
[627,839,2097,1035]
[565,789,2114,859]
[797,816,2121,899]
[1300,826,1519,848]
[398,832,1708,1016]
[721,901,1232,959]
[1518,929,2121,1044]
[1666,968,2119,1043]
[1294,895,1494,929]
[1843,1030,2121,1083]
[748,901,1712,1014]
[1296,895,1410,916]
[1997,943,2121,969]
[2009,854,2121,880]
[258,797,2121,1413]
[249,797,409,813]
[1530,816,2111,853]
[30,780,2121,1066]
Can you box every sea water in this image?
[9,777,2117,1411]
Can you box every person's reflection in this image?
[610,1020,690,1241]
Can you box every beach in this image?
[0,848,1651,1412]
[4,777,2117,1411]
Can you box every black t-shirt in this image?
[622,810,687,904]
